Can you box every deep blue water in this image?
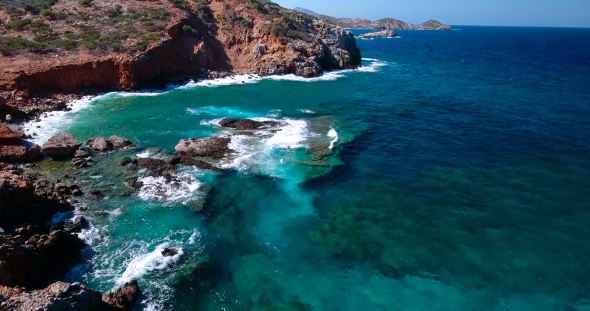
[29,26,590,310]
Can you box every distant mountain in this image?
[294,7,451,30]
[294,7,320,17]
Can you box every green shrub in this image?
[168,0,185,5]
[40,9,53,17]
[106,5,123,18]
[77,0,91,6]
[0,36,47,55]
[5,18,32,30]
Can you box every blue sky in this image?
[273,0,590,27]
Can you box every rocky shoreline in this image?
[0,121,142,310]
[357,30,399,39]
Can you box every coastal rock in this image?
[0,145,27,162]
[357,30,398,39]
[0,227,84,288]
[120,157,133,166]
[41,133,82,158]
[102,280,141,310]
[137,158,176,177]
[86,137,111,152]
[26,144,43,162]
[219,118,282,130]
[0,280,140,311]
[168,155,222,171]
[107,136,136,149]
[75,147,91,158]
[161,248,179,257]
[175,137,231,159]
[0,123,21,145]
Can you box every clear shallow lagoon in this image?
[29,26,590,310]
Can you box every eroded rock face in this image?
[219,118,282,130]
[41,133,82,158]
[0,280,140,311]
[174,137,231,159]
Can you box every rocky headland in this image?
[0,0,361,121]
[293,8,452,30]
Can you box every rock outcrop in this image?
[0,123,43,163]
[175,137,231,159]
[41,133,82,159]
[357,30,398,39]
[0,280,140,311]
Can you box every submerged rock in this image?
[219,118,282,130]
[168,155,222,171]
[41,133,82,158]
[175,137,231,159]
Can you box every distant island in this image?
[294,7,452,30]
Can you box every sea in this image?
[24,26,590,310]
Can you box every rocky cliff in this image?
[0,0,361,116]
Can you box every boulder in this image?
[26,144,43,162]
[174,137,231,159]
[75,148,91,158]
[86,136,111,152]
[0,145,27,162]
[253,44,267,57]
[161,248,178,257]
[137,158,175,177]
[107,135,135,149]
[0,123,21,145]
[41,133,82,158]
[219,118,282,130]
[102,280,141,310]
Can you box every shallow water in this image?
[27,26,590,310]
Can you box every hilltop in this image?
[293,7,452,30]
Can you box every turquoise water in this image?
[30,26,590,310]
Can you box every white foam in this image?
[263,119,310,149]
[115,242,183,287]
[137,174,201,205]
[298,109,316,114]
[328,128,339,150]
[179,75,261,88]
[199,118,224,127]
[22,95,106,145]
[267,71,346,82]
[357,58,388,73]
[136,151,151,158]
